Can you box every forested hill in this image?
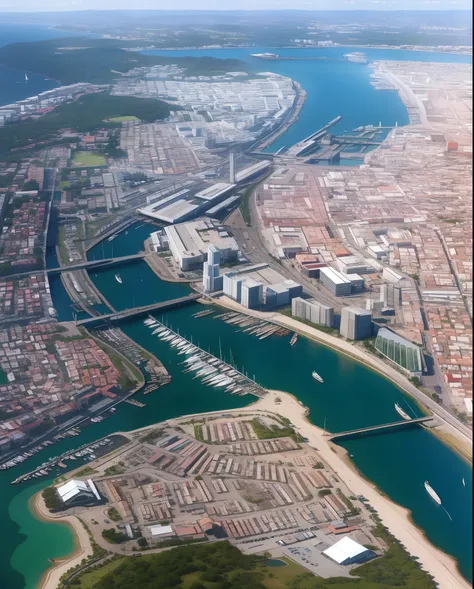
[0,38,249,85]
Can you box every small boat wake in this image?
[441,505,453,521]
[424,480,452,521]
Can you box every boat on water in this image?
[115,273,122,284]
[108,235,116,242]
[462,477,466,487]
[424,481,442,505]
[290,333,298,346]
[312,371,324,383]
[394,403,412,421]
[25,73,29,82]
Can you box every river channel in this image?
[1,46,472,589]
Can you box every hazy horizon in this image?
[0,2,471,12]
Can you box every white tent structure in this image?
[323,536,375,566]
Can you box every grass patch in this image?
[251,418,296,440]
[73,151,106,167]
[107,507,122,522]
[74,466,98,477]
[139,428,165,444]
[85,214,114,239]
[73,557,125,589]
[104,463,126,476]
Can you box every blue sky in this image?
[0,0,471,11]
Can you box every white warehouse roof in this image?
[323,536,370,564]
[195,182,236,201]
[149,525,174,536]
[57,479,91,503]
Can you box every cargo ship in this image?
[312,371,324,383]
[424,481,442,505]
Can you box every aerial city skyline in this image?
[0,7,471,589]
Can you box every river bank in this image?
[211,295,473,457]
[31,493,93,589]
[35,389,470,589]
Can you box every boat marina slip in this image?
[0,44,471,589]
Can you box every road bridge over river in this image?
[77,294,201,327]
[3,253,148,280]
[329,416,435,441]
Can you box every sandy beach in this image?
[32,493,93,589]
[251,390,471,589]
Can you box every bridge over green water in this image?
[329,416,435,441]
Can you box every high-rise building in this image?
[241,279,263,309]
[340,306,372,340]
[202,245,222,293]
[229,150,236,184]
[291,297,334,327]
[223,272,243,302]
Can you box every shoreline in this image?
[30,389,471,589]
[30,492,93,589]
[209,295,472,458]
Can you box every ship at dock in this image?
[312,371,323,383]
[424,481,442,505]
[290,333,298,346]
[394,403,412,421]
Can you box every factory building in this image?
[165,219,239,271]
[137,189,199,224]
[323,536,376,566]
[57,478,102,507]
[194,182,236,204]
[337,255,373,275]
[319,267,352,297]
[235,160,271,183]
[382,267,403,284]
[223,272,244,302]
[202,246,223,293]
[340,306,372,340]
[265,280,303,308]
[291,297,334,328]
[241,279,264,309]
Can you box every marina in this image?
[213,311,291,341]
[144,315,265,397]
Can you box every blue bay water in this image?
[0,39,471,589]
[143,46,471,151]
[0,23,80,105]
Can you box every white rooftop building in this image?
[165,218,240,271]
[323,536,376,566]
[57,478,101,506]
